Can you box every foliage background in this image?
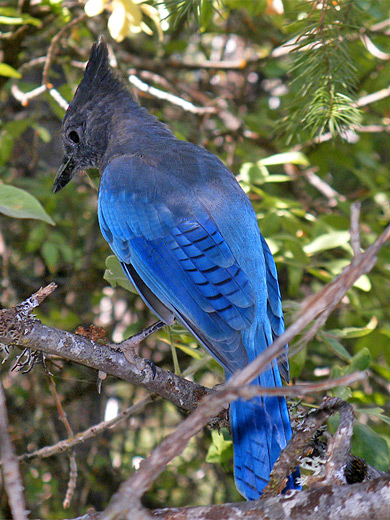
[1,0,390,517]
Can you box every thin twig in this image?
[48,88,69,111]
[11,83,47,106]
[48,375,78,508]
[63,454,78,509]
[360,34,390,60]
[128,74,216,115]
[0,382,28,520]
[231,371,366,401]
[350,202,362,258]
[302,168,346,206]
[18,396,153,463]
[358,124,390,133]
[42,13,87,86]
[17,282,57,313]
[355,87,390,107]
[117,321,165,350]
[265,397,351,495]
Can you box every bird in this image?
[53,38,299,500]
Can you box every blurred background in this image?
[1,0,390,517]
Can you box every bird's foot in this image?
[123,346,157,379]
[111,321,164,378]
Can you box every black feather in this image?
[66,37,136,117]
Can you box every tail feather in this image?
[230,321,299,500]
[230,368,294,499]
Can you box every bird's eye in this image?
[68,130,80,144]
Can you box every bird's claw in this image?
[120,345,156,379]
[144,358,157,379]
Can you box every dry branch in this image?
[151,477,390,520]
[0,382,28,520]
[0,304,209,413]
[67,477,390,520]
[18,396,153,464]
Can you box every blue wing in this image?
[98,154,256,374]
[260,234,289,381]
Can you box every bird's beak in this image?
[53,155,77,193]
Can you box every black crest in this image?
[66,37,133,116]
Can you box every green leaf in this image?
[352,422,390,472]
[34,125,51,143]
[259,151,310,167]
[329,365,353,399]
[104,255,137,293]
[329,348,370,399]
[206,429,233,464]
[240,162,268,184]
[327,317,377,339]
[263,174,291,183]
[303,231,351,255]
[289,344,307,379]
[0,9,41,26]
[0,132,14,165]
[174,343,203,359]
[0,63,21,79]
[0,185,55,225]
[355,330,390,366]
[324,259,371,291]
[41,242,59,272]
[200,0,214,30]
[355,407,390,426]
[350,348,371,371]
[371,363,390,381]
[321,334,352,362]
[353,274,371,292]
[331,384,352,401]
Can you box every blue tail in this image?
[229,318,298,500]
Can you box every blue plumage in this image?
[54,39,299,500]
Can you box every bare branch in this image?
[151,477,390,520]
[360,34,390,60]
[0,382,28,520]
[11,83,47,106]
[235,371,366,401]
[355,87,390,108]
[321,401,354,486]
[302,168,346,206]
[2,213,390,519]
[42,12,87,86]
[0,293,209,413]
[48,375,77,508]
[350,202,362,258]
[128,74,216,115]
[18,396,153,464]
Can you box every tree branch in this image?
[0,296,210,413]
[0,382,28,520]
[151,477,390,520]
[17,396,153,464]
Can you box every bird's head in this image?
[53,37,134,193]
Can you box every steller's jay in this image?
[53,38,299,500]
